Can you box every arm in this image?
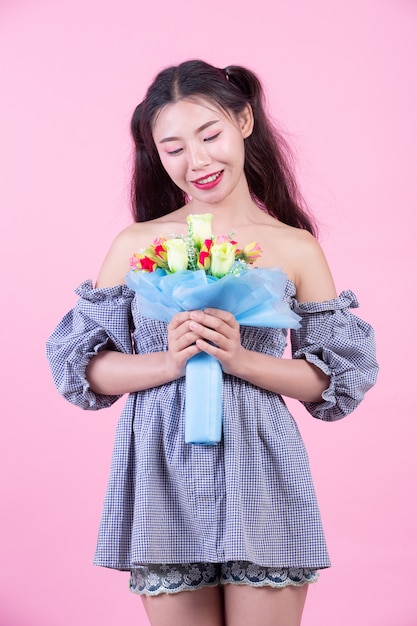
[86,311,201,395]
[86,223,209,394]
[185,233,338,403]
[185,233,378,418]
[187,308,330,403]
[226,350,330,403]
[45,280,136,410]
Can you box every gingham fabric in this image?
[46,278,378,571]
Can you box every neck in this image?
[186,178,259,231]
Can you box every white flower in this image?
[164,238,188,272]
[210,242,236,277]
[187,213,213,246]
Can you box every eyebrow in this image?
[158,120,220,144]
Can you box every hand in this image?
[188,308,246,375]
[167,311,200,378]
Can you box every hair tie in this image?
[223,66,230,81]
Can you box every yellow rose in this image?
[164,238,188,272]
[187,213,213,246]
[210,242,236,278]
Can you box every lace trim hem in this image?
[129,562,319,596]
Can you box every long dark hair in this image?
[130,60,317,236]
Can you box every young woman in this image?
[46,60,378,626]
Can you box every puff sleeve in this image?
[46,280,135,410]
[290,290,378,421]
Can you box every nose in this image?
[188,143,211,171]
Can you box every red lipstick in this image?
[192,170,223,190]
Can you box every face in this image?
[152,97,253,205]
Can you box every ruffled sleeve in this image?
[290,289,378,421]
[46,280,135,410]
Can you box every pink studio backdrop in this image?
[1,1,415,625]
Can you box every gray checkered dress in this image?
[46,278,378,571]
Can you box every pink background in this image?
[1,1,416,625]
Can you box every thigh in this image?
[223,583,308,626]
[142,586,225,626]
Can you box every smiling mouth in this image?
[192,171,223,187]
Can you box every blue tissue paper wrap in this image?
[125,268,301,444]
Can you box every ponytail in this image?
[223,65,317,235]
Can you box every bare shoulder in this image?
[228,215,337,304]
[94,224,137,288]
[286,228,337,303]
[95,222,153,288]
[95,216,189,288]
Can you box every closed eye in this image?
[204,132,221,142]
[167,147,183,155]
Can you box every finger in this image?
[168,311,191,330]
[203,308,239,326]
[188,322,236,352]
[172,330,200,351]
[168,318,203,351]
[189,309,238,330]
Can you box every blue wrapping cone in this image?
[185,353,223,444]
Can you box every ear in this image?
[238,104,254,139]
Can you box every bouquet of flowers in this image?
[125,213,300,445]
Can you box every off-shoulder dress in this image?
[46,278,378,571]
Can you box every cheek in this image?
[221,132,246,162]
[163,160,182,182]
